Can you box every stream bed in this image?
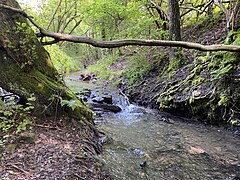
[65,72,240,180]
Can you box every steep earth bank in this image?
[124,18,240,131]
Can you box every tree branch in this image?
[0,4,240,52]
[46,0,63,30]
[39,30,240,52]
[0,4,44,31]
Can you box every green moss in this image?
[125,54,152,85]
[208,52,223,69]
[167,70,176,79]
[225,30,240,45]
[218,94,229,106]
[194,52,210,63]
[192,77,205,86]
[158,96,174,109]
[191,64,203,75]
[168,50,187,71]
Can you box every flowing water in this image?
[65,72,240,180]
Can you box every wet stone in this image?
[140,161,147,169]
[99,136,108,144]
[89,103,122,113]
[76,89,91,97]
[76,95,88,102]
[92,96,104,103]
[132,148,145,155]
[92,94,113,104]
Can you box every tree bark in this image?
[168,0,181,63]
[168,0,181,41]
[0,0,92,125]
[36,30,240,51]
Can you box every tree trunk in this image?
[0,0,92,124]
[168,0,181,65]
[168,0,181,41]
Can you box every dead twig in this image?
[7,163,30,175]
[35,124,62,131]
[74,173,86,180]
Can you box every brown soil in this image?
[0,118,110,180]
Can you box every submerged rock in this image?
[92,96,105,104]
[89,103,122,113]
[98,136,108,144]
[140,161,147,169]
[132,148,145,155]
[92,94,113,104]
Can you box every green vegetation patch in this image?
[45,44,83,73]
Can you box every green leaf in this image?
[60,99,79,110]
[4,111,13,116]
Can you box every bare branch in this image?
[149,0,169,20]
[181,0,214,17]
[57,1,76,33]
[68,19,82,34]
[47,0,63,30]
[40,30,240,52]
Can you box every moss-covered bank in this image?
[126,31,240,128]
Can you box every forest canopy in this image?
[13,0,239,52]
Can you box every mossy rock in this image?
[16,132,37,144]
[6,143,17,153]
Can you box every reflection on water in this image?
[65,72,240,180]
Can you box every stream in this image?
[65,72,240,180]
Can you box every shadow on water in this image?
[65,72,240,180]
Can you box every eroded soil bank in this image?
[124,19,240,132]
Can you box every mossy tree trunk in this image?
[0,0,92,123]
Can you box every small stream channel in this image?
[65,72,240,180]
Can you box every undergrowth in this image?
[45,44,83,73]
[0,94,36,145]
[87,54,122,79]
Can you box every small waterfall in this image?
[118,89,130,108]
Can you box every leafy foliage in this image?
[60,99,79,111]
[0,94,35,134]
[45,44,83,73]
[125,52,153,85]
[87,54,120,79]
